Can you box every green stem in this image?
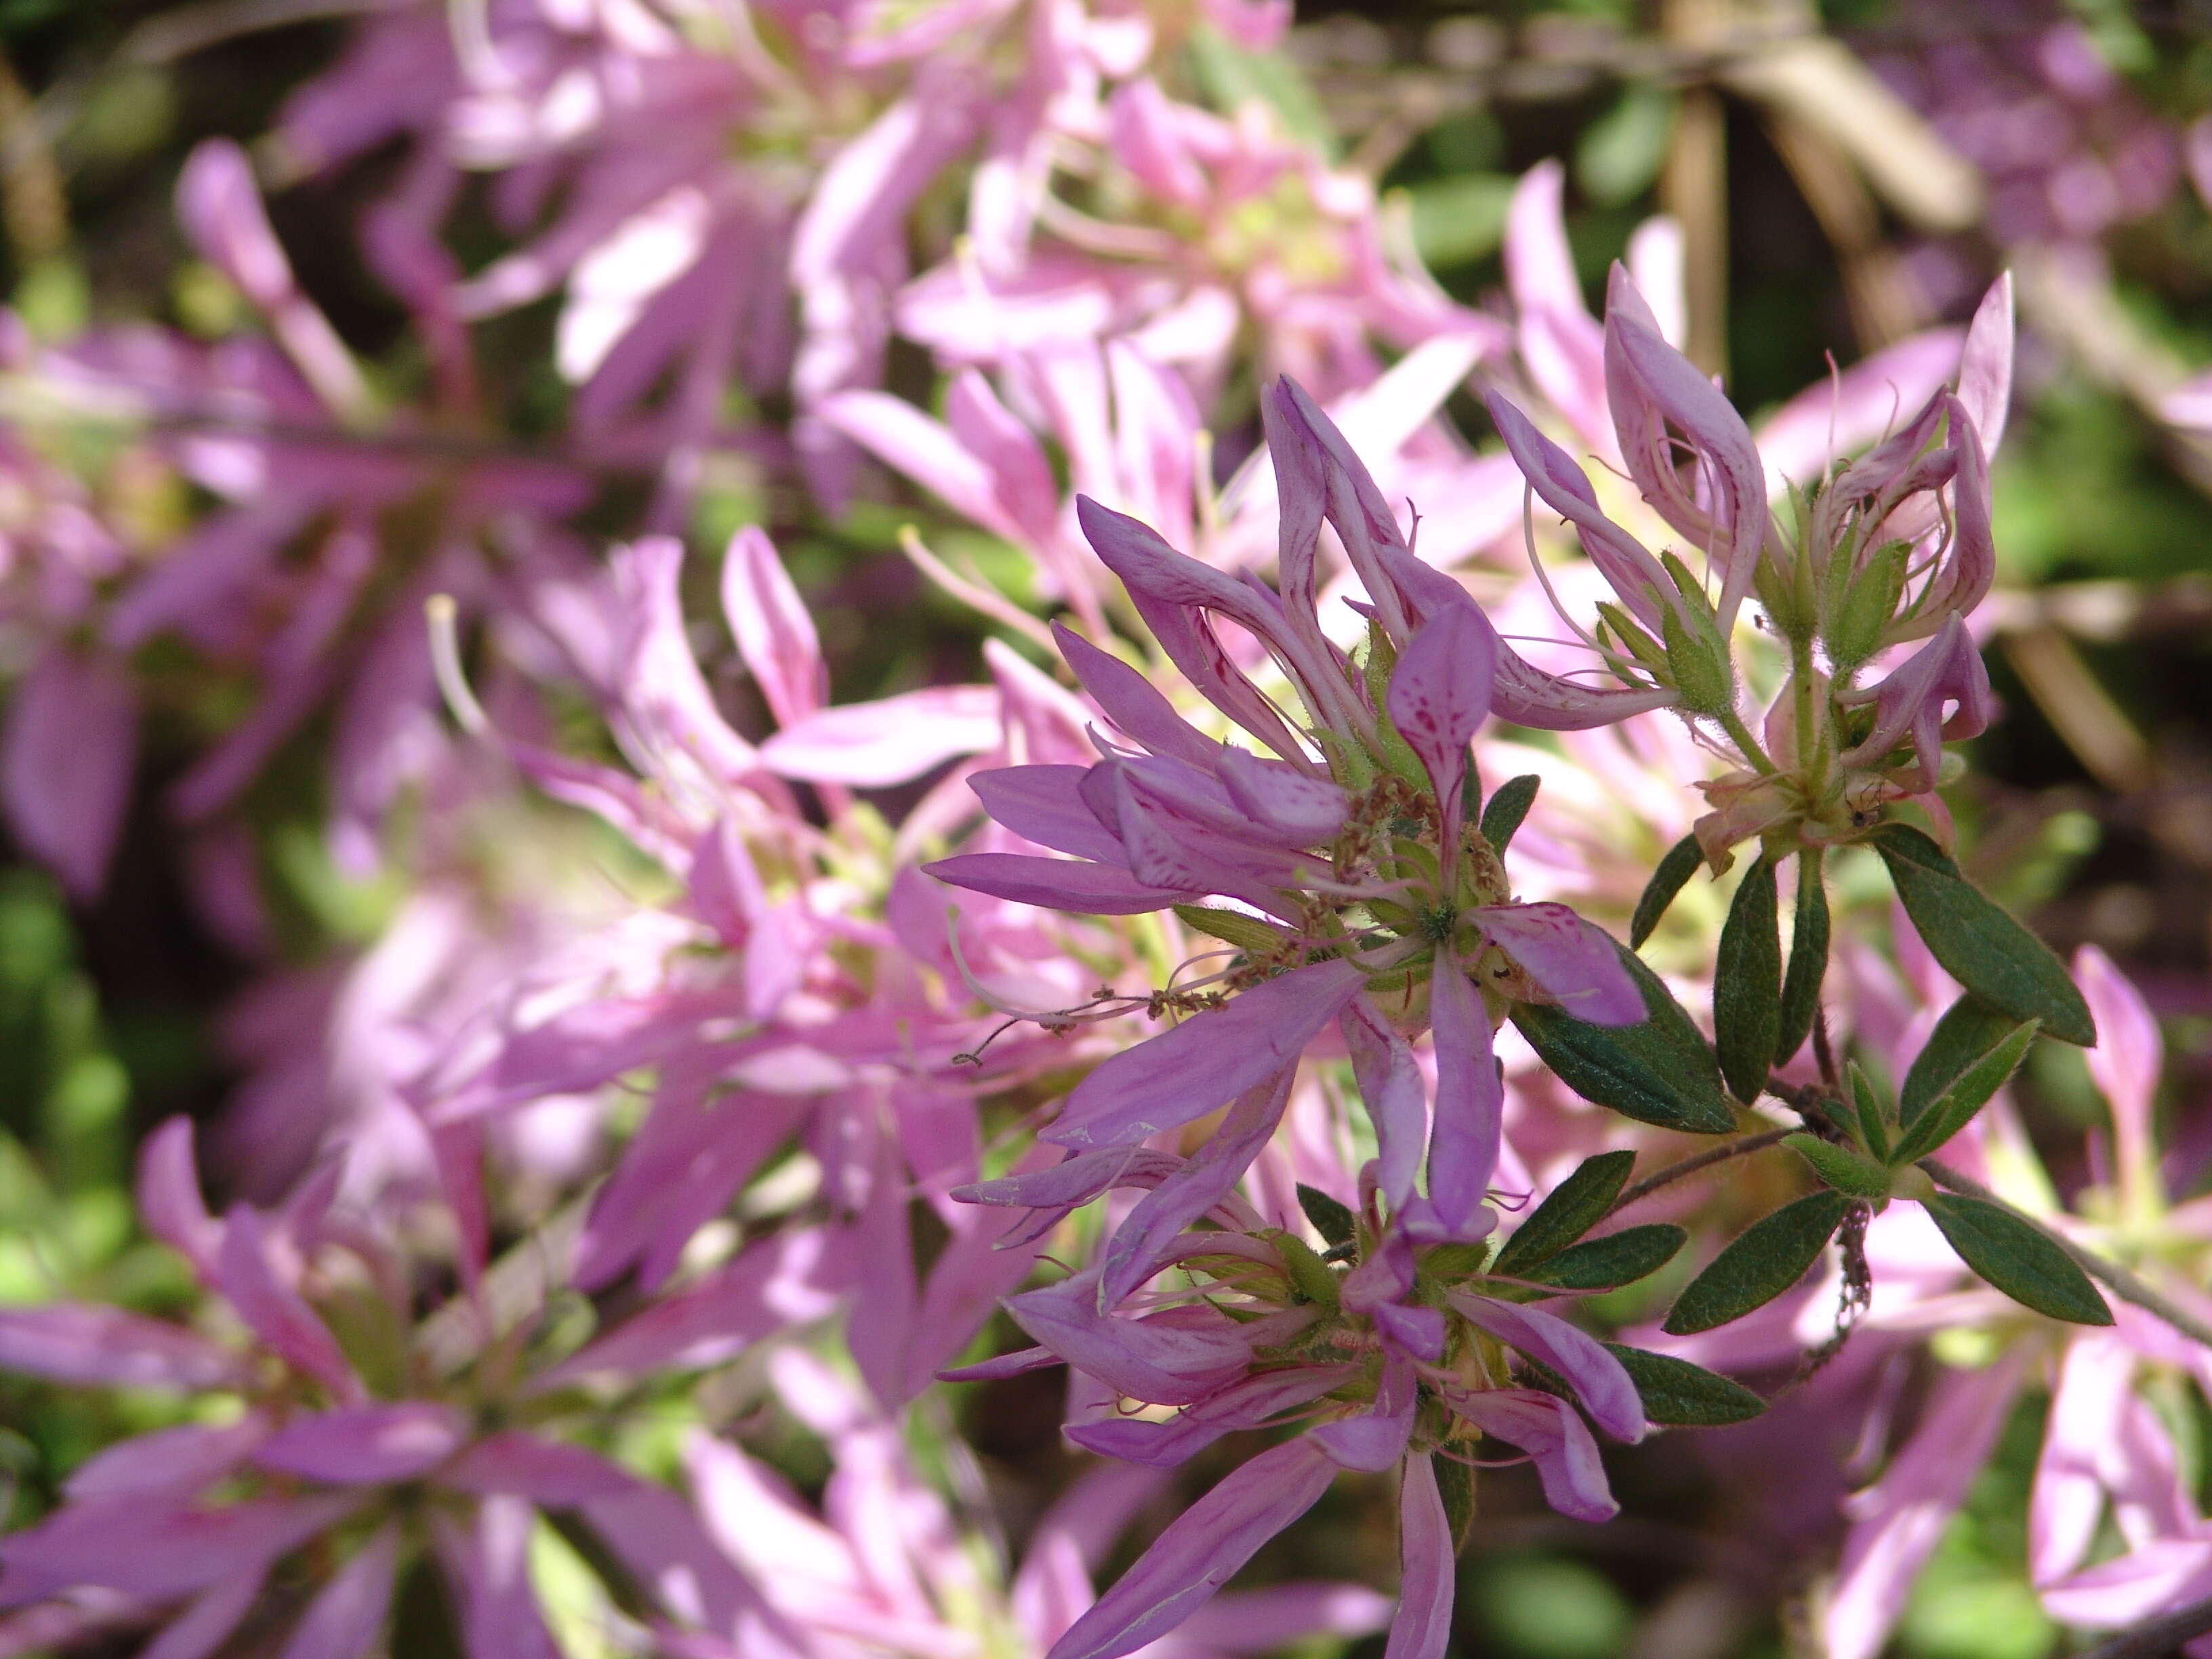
[1920,1160,2212,1353]
[1718,705,1778,776]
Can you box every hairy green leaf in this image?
[1631,832,1703,948]
[1715,855,1782,1103]
[1775,854,1830,1064]
[1848,1063,1892,1162]
[1870,825,2094,1046]
[1784,1133,1892,1199]
[1479,773,1542,853]
[1513,949,1735,1134]
[1523,1224,1686,1291]
[1490,1149,1636,1277]
[1921,1194,2111,1325]
[1603,1343,1767,1426]
[1662,1191,1852,1334]
[1902,995,2023,1125]
[1890,1021,2041,1166]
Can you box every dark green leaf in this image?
[1870,825,2094,1046]
[1296,1183,1357,1249]
[1775,854,1829,1063]
[1890,1021,2040,1166]
[1490,1150,1636,1277]
[1715,855,1782,1103]
[1631,832,1703,948]
[1435,1448,1477,1552]
[1479,773,1542,853]
[1513,948,1735,1135]
[1848,1063,1892,1162]
[1784,1133,1892,1199]
[1603,1344,1767,1426]
[1902,995,2022,1125]
[1662,1191,1852,1334]
[1921,1194,2111,1326]
[1523,1224,1686,1290]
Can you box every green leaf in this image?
[1775,853,1830,1064]
[1603,1344,1767,1426]
[1631,832,1703,949]
[1479,774,1542,854]
[1296,1183,1357,1249]
[1575,83,1677,206]
[1399,173,1515,270]
[1523,1224,1686,1291]
[1662,1191,1852,1334]
[1714,855,1782,1103]
[1784,1133,1893,1200]
[1890,1022,2041,1166]
[1920,1195,2111,1326]
[1513,948,1735,1135]
[1173,904,1290,958]
[1902,996,2022,1125]
[1490,1149,1635,1277]
[1435,1450,1477,1552]
[1870,825,2095,1046]
[1849,1063,1892,1162]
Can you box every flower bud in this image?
[1826,540,1909,671]
[1656,554,1735,719]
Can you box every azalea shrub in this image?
[1,4,2211,1659]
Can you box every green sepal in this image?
[1828,539,1908,671]
[1902,995,2022,1125]
[1869,825,2095,1046]
[1174,904,1291,958]
[1435,1452,1477,1553]
[1489,1149,1636,1277]
[1784,1133,1893,1200]
[1631,832,1704,948]
[1521,1223,1686,1291]
[1920,1194,2111,1326]
[1774,853,1829,1064]
[1714,855,1782,1103]
[1603,1343,1767,1426]
[1267,1231,1342,1309]
[1889,1021,2041,1166]
[1479,774,1542,854]
[1512,947,1735,1134]
[1661,594,1734,716]
[1296,1183,1357,1249]
[1595,602,1669,674]
[1662,1190,1853,1334]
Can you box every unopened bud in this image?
[1657,554,1734,718]
[1826,540,1908,670]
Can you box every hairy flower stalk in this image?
[930,378,1658,1252]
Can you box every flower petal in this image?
[1384,1452,1456,1659]
[1471,903,1645,1026]
[1448,1294,1644,1443]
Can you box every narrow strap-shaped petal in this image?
[1004,1270,1252,1407]
[136,1116,222,1277]
[1067,1366,1354,1467]
[721,526,825,730]
[924,852,1186,915]
[1487,392,1670,631]
[1098,1073,1294,1307]
[2075,945,2163,1194]
[0,1303,243,1391]
[1384,1452,1456,1659]
[216,1205,361,1399]
[1044,1437,1338,1659]
[1386,598,1495,851]
[1313,1351,1417,1471]
[252,1404,470,1485]
[1448,1294,1645,1443]
[1051,623,1222,769]
[277,1519,400,1659]
[1446,1388,1618,1521]
[970,766,1132,863]
[1471,902,1645,1026]
[1420,954,1504,1240]
[1047,959,1369,1147]
[1341,996,1429,1210]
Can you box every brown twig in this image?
[1610,1128,1795,1215]
[1919,1160,2212,1354]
